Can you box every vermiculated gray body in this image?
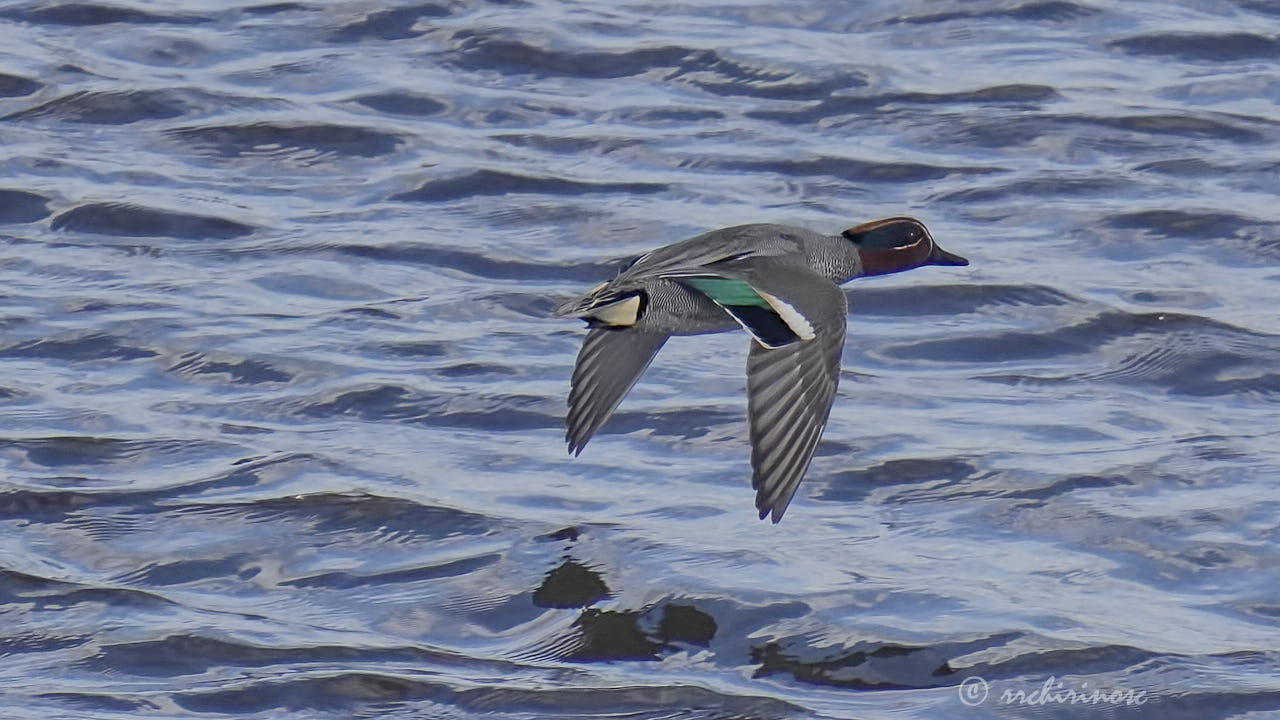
[631,279,737,336]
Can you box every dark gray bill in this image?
[928,244,969,266]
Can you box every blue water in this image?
[2,1,1279,718]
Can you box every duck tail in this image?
[553,282,608,318]
[554,284,646,328]
[553,298,583,317]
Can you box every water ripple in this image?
[0,190,50,223]
[390,169,669,203]
[51,203,256,239]
[3,1,1280,718]
[1109,32,1280,62]
[169,122,406,159]
[0,2,208,26]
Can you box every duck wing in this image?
[566,328,668,455]
[734,264,848,523]
[620,224,804,282]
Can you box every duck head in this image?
[842,217,968,277]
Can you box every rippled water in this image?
[3,1,1279,718]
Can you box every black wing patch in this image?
[676,276,801,349]
[720,305,799,348]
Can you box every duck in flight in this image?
[554,218,968,523]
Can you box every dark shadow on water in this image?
[705,154,995,183]
[0,189,51,223]
[328,3,449,42]
[962,311,1280,397]
[281,553,501,589]
[6,90,199,125]
[293,383,561,432]
[0,332,157,361]
[753,632,1021,690]
[0,3,208,26]
[168,351,295,385]
[34,693,146,714]
[1104,209,1267,241]
[0,568,179,611]
[567,609,663,661]
[81,634,463,678]
[747,84,1061,125]
[660,604,718,647]
[389,169,668,203]
[242,3,308,16]
[51,203,255,239]
[169,123,405,158]
[852,283,1078,317]
[885,1,1101,25]
[0,72,43,97]
[332,241,616,282]
[998,473,1135,505]
[350,91,447,117]
[450,35,717,79]
[817,457,979,504]
[243,492,498,541]
[1109,32,1280,62]
[533,559,610,609]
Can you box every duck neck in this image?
[814,235,866,283]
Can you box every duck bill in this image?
[927,244,969,267]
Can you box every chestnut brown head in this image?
[842,217,968,277]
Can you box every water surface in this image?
[2,1,1279,718]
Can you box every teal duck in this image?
[555,218,968,522]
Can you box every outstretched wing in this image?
[566,328,668,455]
[737,265,848,523]
[619,224,803,281]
